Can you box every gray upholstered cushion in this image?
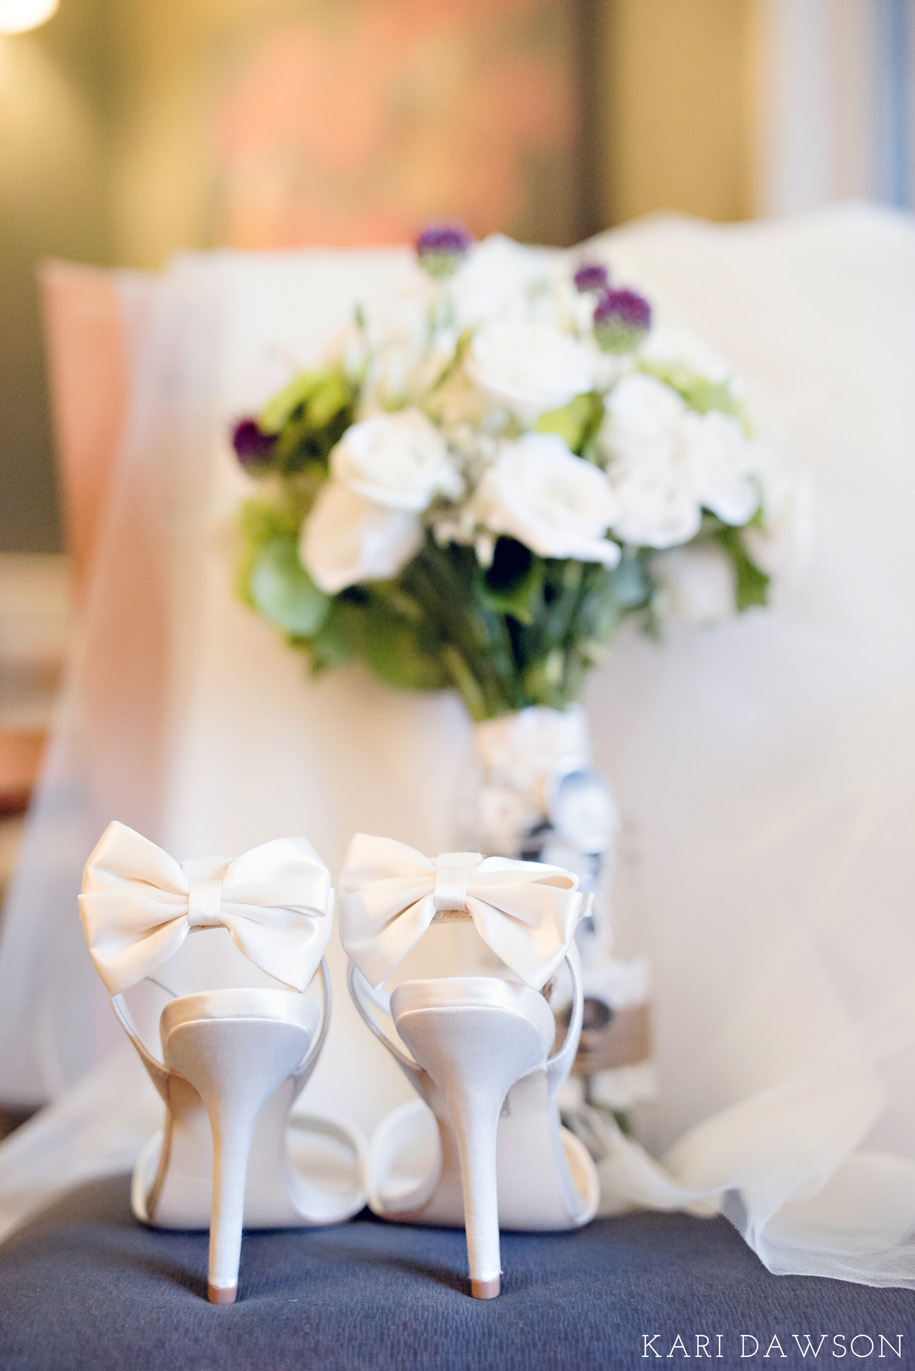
[0,1176,910,1370]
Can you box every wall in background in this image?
[602,0,757,226]
[0,0,110,552]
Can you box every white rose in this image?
[331,409,460,511]
[610,466,703,549]
[601,374,701,548]
[472,432,620,566]
[602,372,686,457]
[683,409,760,526]
[300,482,422,594]
[466,320,595,423]
[600,373,762,548]
[650,543,736,624]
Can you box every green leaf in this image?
[534,393,597,453]
[684,379,741,419]
[363,606,449,691]
[259,370,326,435]
[305,598,364,673]
[577,584,622,646]
[272,418,323,472]
[237,498,309,609]
[249,539,330,637]
[238,496,302,547]
[639,361,744,424]
[608,551,652,610]
[716,527,770,612]
[307,372,350,429]
[746,502,767,533]
[274,412,353,475]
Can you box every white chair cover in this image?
[0,206,913,1289]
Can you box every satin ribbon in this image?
[339,834,587,990]
[79,821,333,995]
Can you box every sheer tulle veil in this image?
[0,208,913,1288]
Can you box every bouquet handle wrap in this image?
[455,704,655,1112]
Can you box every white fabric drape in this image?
[0,206,913,1289]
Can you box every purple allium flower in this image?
[573,261,609,293]
[415,221,473,277]
[593,287,652,352]
[232,417,276,469]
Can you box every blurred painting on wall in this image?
[115,0,580,262]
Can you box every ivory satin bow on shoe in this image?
[79,821,334,994]
[339,833,588,990]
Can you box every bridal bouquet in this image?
[232,225,786,720]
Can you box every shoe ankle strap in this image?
[546,942,584,1095]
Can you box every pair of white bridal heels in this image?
[80,823,599,1304]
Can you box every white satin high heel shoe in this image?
[339,834,600,1300]
[80,821,366,1304]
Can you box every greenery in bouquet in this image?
[233,224,788,721]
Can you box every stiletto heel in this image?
[394,989,553,1297]
[165,1006,314,1303]
[80,822,366,1303]
[339,836,600,1299]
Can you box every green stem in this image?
[440,645,488,720]
[401,551,503,716]
[414,545,523,715]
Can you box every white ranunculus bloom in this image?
[300,482,422,594]
[331,409,461,512]
[466,319,596,423]
[472,432,620,566]
[650,543,737,624]
[683,409,760,526]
